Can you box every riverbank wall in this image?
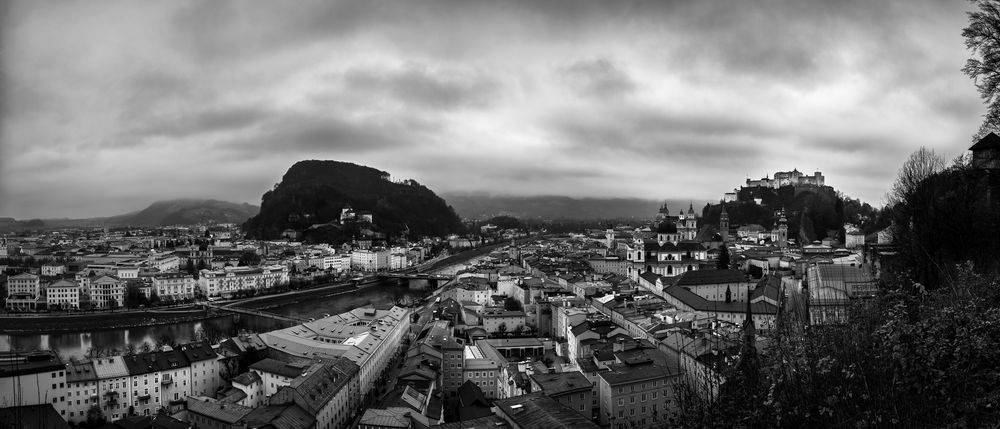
[0,308,227,334]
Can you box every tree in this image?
[238,250,261,267]
[964,0,1000,140]
[503,296,523,311]
[123,284,148,309]
[496,323,508,336]
[186,259,196,275]
[716,245,731,270]
[85,405,106,427]
[886,147,945,207]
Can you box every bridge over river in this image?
[204,303,309,324]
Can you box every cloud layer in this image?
[0,0,984,218]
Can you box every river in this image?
[0,281,425,359]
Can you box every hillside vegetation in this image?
[243,160,464,241]
[701,185,884,243]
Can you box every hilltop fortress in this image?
[745,169,825,189]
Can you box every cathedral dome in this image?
[656,221,678,234]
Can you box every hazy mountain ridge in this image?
[1,199,259,229]
[442,194,701,220]
[124,199,259,226]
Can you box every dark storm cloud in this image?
[169,1,391,62]
[549,105,779,160]
[342,63,501,110]
[561,58,636,99]
[218,111,440,159]
[136,105,269,138]
[0,0,984,218]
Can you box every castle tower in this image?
[777,209,788,248]
[720,204,730,242]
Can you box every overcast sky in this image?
[0,0,985,219]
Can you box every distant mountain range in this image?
[2,199,259,230]
[441,194,703,220]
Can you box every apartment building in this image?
[260,306,410,394]
[197,265,289,297]
[597,363,681,428]
[150,273,198,301]
[6,272,41,310]
[0,351,69,418]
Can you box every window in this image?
[652,391,657,399]
[618,411,624,418]
[641,406,646,414]
[630,409,635,416]
[618,399,624,406]
[641,394,646,402]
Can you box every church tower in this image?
[720,204,730,242]
[685,202,697,240]
[605,224,615,249]
[656,201,670,222]
[777,208,788,248]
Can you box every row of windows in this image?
[616,379,662,394]
[616,403,669,418]
[616,391,661,406]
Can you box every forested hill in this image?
[243,160,464,240]
[700,184,884,243]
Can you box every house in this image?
[268,358,360,429]
[492,392,601,429]
[6,272,41,310]
[90,275,126,309]
[46,279,82,310]
[0,351,68,419]
[808,264,878,325]
[455,381,492,421]
[596,362,681,429]
[0,404,70,429]
[185,396,253,429]
[528,371,593,420]
[179,341,220,397]
[971,132,1000,169]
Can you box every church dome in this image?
[656,221,678,234]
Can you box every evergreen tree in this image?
[717,245,731,269]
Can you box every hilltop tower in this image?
[720,204,730,242]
